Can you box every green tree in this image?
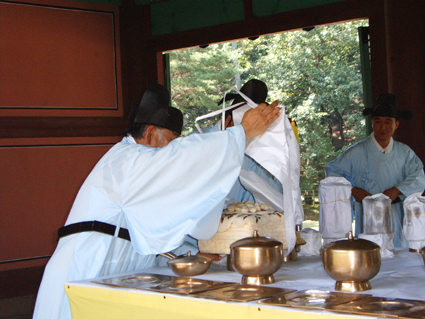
[170,42,241,135]
[250,22,368,195]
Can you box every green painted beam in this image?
[253,0,346,16]
[150,0,244,36]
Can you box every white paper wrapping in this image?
[403,192,425,249]
[196,88,303,256]
[238,169,284,211]
[362,193,393,234]
[298,228,322,256]
[319,177,352,239]
[359,233,395,258]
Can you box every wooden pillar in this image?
[384,0,425,161]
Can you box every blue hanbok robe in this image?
[325,136,425,248]
[33,125,246,319]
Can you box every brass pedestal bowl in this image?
[322,232,381,292]
[230,230,283,285]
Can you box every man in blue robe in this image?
[325,93,425,248]
[33,84,281,319]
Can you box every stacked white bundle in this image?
[198,201,286,255]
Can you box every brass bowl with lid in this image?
[322,231,381,292]
[230,230,284,285]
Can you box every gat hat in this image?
[363,93,413,120]
[134,84,183,134]
[218,79,268,106]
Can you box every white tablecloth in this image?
[74,249,425,301]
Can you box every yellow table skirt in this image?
[66,249,424,319]
[66,283,362,319]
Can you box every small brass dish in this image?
[191,283,295,302]
[258,289,370,310]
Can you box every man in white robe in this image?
[326,93,425,247]
[33,84,281,319]
[205,79,283,204]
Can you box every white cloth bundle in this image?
[403,192,425,250]
[319,177,352,240]
[358,233,394,258]
[238,169,284,211]
[195,88,303,255]
[362,193,393,234]
[298,228,322,256]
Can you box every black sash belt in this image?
[58,221,131,241]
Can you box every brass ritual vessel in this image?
[230,230,284,285]
[322,231,381,292]
[92,273,232,294]
[420,247,425,265]
[159,251,212,277]
[284,224,306,262]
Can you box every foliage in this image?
[170,42,241,135]
[169,20,368,208]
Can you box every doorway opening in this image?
[167,19,369,229]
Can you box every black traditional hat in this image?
[218,79,268,106]
[362,93,413,120]
[134,84,183,134]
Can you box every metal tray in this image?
[190,284,295,302]
[92,273,233,295]
[329,296,425,318]
[258,289,371,310]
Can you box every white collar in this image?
[123,135,137,145]
[371,132,393,154]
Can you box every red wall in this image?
[0,140,117,271]
[0,0,125,272]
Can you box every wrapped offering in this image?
[198,201,287,255]
[319,177,352,243]
[403,193,425,250]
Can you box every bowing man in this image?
[33,84,281,319]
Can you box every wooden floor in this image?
[0,266,45,319]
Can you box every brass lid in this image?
[230,230,282,249]
[324,232,380,252]
[168,251,211,265]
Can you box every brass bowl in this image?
[322,232,381,292]
[160,251,212,277]
[230,230,283,285]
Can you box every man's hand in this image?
[352,186,371,203]
[383,186,401,202]
[241,100,281,141]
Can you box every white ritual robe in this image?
[33,125,246,319]
[202,120,283,204]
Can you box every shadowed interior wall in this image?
[0,142,116,272]
[0,0,124,274]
